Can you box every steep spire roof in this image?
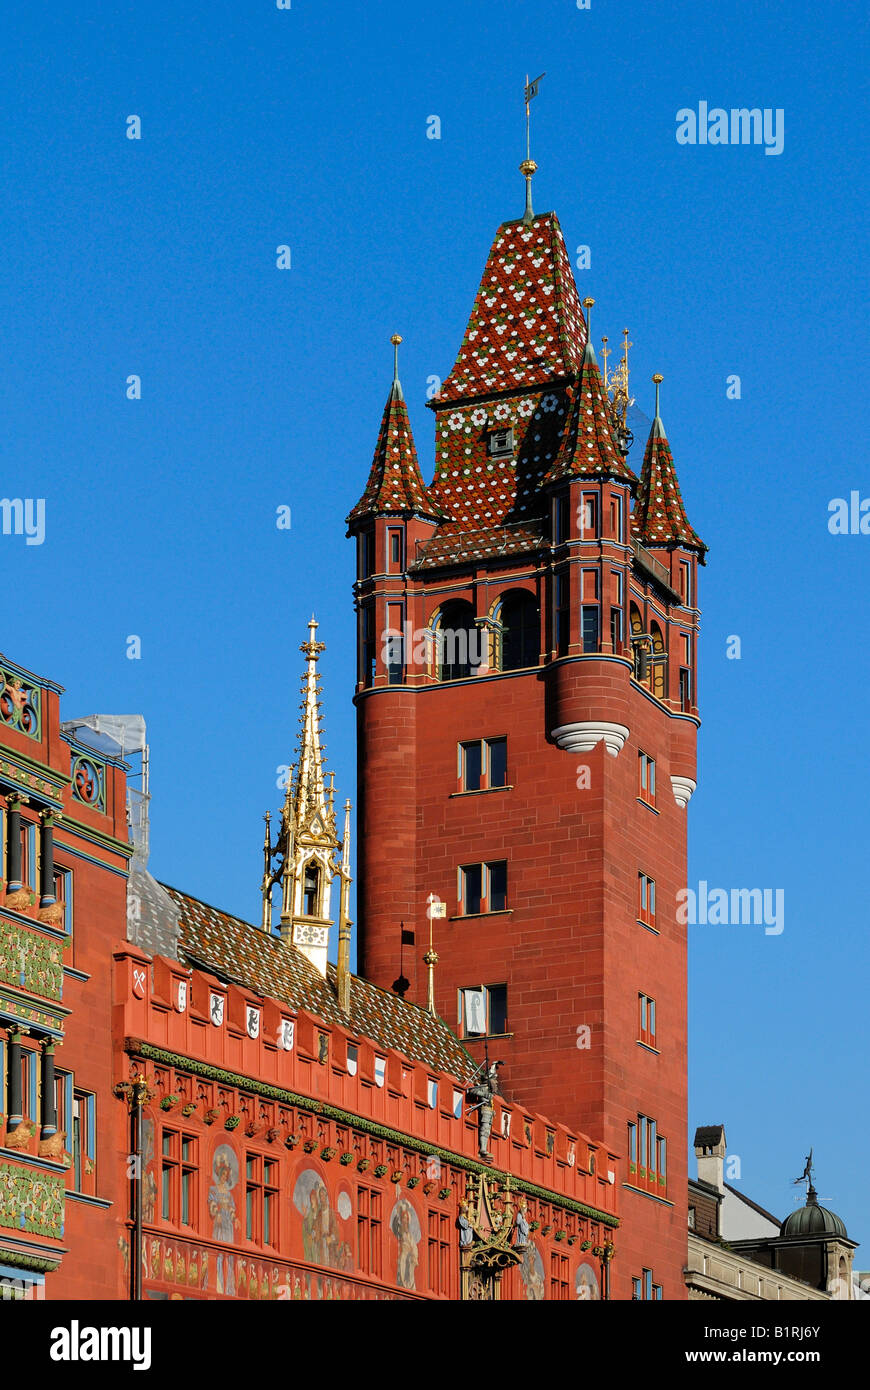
[632,382,706,556]
[347,372,441,526]
[543,336,637,486]
[293,616,333,835]
[435,213,587,403]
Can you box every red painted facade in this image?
[0,656,131,1298]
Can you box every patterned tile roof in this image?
[543,339,638,486]
[631,415,706,557]
[410,521,546,571]
[347,382,442,526]
[436,213,587,402]
[162,885,475,1081]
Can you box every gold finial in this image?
[652,373,663,418]
[423,946,439,1016]
[605,328,635,456]
[583,297,594,331]
[601,336,610,389]
[390,333,402,385]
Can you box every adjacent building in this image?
[687,1125,858,1301]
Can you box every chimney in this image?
[694,1124,726,1192]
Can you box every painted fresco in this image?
[389,1194,422,1291]
[292,1166,353,1271]
[208,1143,239,1244]
[519,1239,546,1300]
[140,1234,403,1301]
[576,1261,600,1300]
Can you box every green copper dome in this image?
[781,1187,847,1240]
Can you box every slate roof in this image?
[543,338,637,486]
[347,381,442,526]
[632,414,706,557]
[161,884,475,1082]
[436,213,587,402]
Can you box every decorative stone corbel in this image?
[550,722,630,757]
[670,775,697,809]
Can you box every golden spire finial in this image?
[583,297,594,332]
[652,372,663,418]
[390,334,402,385]
[520,72,545,226]
[601,336,610,389]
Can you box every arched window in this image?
[499,591,540,671]
[436,600,479,681]
[650,622,666,699]
[303,863,320,917]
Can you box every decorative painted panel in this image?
[71,754,105,812]
[0,923,63,1001]
[0,1163,65,1239]
[0,670,40,740]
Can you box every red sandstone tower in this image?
[347,178,706,1299]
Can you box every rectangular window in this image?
[428,1210,452,1295]
[638,993,657,1048]
[488,860,507,912]
[460,864,482,916]
[358,530,375,580]
[459,984,508,1038]
[459,861,507,916]
[487,737,507,788]
[679,667,691,711]
[610,493,623,541]
[460,741,483,792]
[581,569,599,602]
[638,872,656,929]
[638,752,656,808]
[610,606,623,650]
[630,1115,667,1194]
[550,1252,571,1300]
[160,1128,195,1225]
[581,606,599,653]
[579,495,597,539]
[554,571,569,656]
[679,561,692,606]
[52,865,73,935]
[360,603,376,688]
[389,530,404,570]
[386,602,404,685]
[553,493,569,544]
[459,737,507,792]
[357,1186,382,1277]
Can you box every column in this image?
[5,797,24,893]
[39,812,57,908]
[7,1026,23,1128]
[40,1040,57,1140]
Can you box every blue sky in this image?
[3,1,867,1254]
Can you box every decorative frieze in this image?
[0,1161,65,1239]
[0,670,40,740]
[71,754,106,812]
[0,923,63,1001]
